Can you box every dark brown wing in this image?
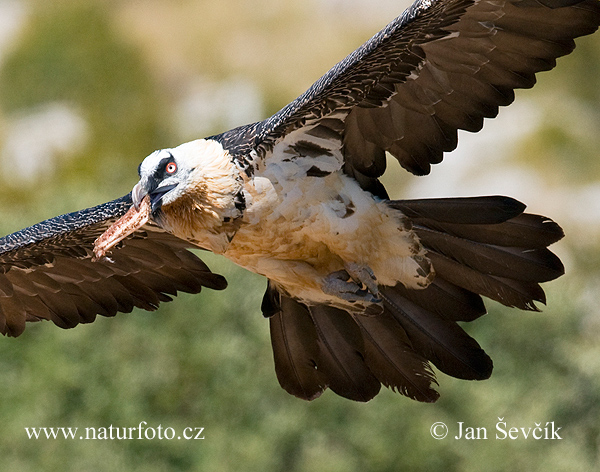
[226,0,600,186]
[0,194,226,337]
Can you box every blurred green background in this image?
[0,0,598,470]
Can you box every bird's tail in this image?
[265,196,564,402]
[389,196,565,311]
[382,196,564,384]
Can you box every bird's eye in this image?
[166,162,177,174]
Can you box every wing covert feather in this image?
[223,0,600,183]
[0,194,226,337]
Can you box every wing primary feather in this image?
[242,0,600,181]
[0,195,227,336]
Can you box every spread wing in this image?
[235,0,592,401]
[221,0,600,192]
[0,194,226,337]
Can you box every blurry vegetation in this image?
[0,1,167,220]
[0,1,598,471]
[517,34,600,183]
[0,3,164,152]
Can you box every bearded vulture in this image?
[0,0,598,402]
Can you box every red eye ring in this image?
[166,162,177,174]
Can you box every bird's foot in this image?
[345,263,380,297]
[322,263,381,304]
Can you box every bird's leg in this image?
[322,263,381,304]
[345,262,380,298]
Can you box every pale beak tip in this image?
[131,182,145,211]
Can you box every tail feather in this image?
[264,196,564,402]
[392,277,486,322]
[416,225,564,282]
[428,250,547,311]
[390,196,525,224]
[394,196,564,310]
[411,213,564,248]
[266,285,441,402]
[308,304,382,402]
[269,295,326,401]
[353,311,440,402]
[381,285,493,380]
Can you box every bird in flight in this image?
[0,0,598,402]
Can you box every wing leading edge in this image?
[0,194,226,337]
[229,0,600,184]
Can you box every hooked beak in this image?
[132,181,178,213]
[132,182,146,211]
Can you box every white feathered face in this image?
[133,145,196,213]
[131,139,242,227]
[95,140,230,257]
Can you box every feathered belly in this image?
[223,172,433,305]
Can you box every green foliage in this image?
[0,1,167,194]
[516,34,600,183]
[0,1,598,471]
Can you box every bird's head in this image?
[131,138,244,236]
[94,139,243,259]
[133,145,192,214]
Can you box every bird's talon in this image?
[322,267,381,304]
[344,263,380,297]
